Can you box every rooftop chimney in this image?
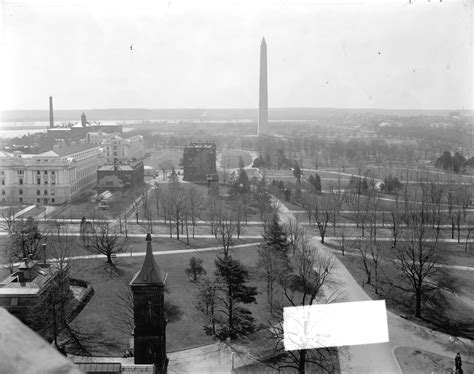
[49,96,54,128]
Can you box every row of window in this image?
[0,194,55,204]
[36,189,55,196]
[2,178,56,185]
[36,178,55,185]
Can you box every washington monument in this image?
[258,37,268,136]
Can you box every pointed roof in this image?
[130,240,167,286]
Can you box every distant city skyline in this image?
[1,0,472,111]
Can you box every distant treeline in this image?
[2,107,470,122]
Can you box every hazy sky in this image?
[1,0,472,110]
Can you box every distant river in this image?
[0,121,134,139]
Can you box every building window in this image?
[17,170,24,175]
[19,178,23,185]
[51,189,55,195]
[44,190,48,195]
[52,171,55,175]
[19,197,23,203]
[1,180,4,185]
[37,198,40,203]
[37,170,40,175]
[19,189,23,195]
[51,198,55,203]
[44,180,48,185]
[44,171,48,175]
[44,198,48,204]
[37,179,41,185]
[37,190,40,195]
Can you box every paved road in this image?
[0,242,261,269]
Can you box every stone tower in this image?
[258,37,268,136]
[81,112,87,127]
[130,235,168,373]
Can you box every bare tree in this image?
[141,194,154,234]
[187,187,204,239]
[230,198,246,239]
[312,195,332,244]
[5,216,45,267]
[217,209,237,257]
[195,277,218,337]
[153,182,161,218]
[357,240,372,286]
[285,217,305,255]
[88,222,127,266]
[337,224,347,256]
[27,227,110,356]
[393,210,442,319]
[206,194,222,237]
[389,209,404,250]
[266,234,339,374]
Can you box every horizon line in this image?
[2,106,472,113]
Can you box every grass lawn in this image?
[335,250,474,340]
[394,346,474,373]
[221,150,252,169]
[143,149,183,170]
[70,245,269,356]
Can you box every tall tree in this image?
[266,234,338,374]
[185,256,207,282]
[312,196,332,244]
[308,173,322,193]
[293,160,302,184]
[213,255,257,339]
[195,277,218,337]
[258,213,290,311]
[393,210,444,318]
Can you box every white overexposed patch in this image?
[283,300,389,350]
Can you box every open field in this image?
[220,150,252,169]
[143,149,183,170]
[71,245,268,355]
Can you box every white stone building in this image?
[0,144,104,205]
[101,134,145,163]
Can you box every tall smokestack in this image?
[49,96,54,128]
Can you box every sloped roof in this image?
[54,144,98,157]
[130,241,167,286]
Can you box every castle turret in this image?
[130,234,168,373]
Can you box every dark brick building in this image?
[96,160,144,192]
[183,142,216,182]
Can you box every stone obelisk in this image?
[258,37,268,136]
